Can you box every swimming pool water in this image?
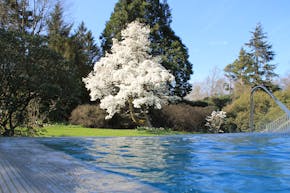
[41,133,290,193]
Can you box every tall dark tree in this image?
[47,2,72,58]
[45,2,85,121]
[73,22,100,78]
[71,22,100,103]
[100,0,193,97]
[0,29,78,136]
[225,23,278,91]
[245,23,277,89]
[47,3,100,106]
[0,0,100,135]
[225,48,256,85]
[48,4,99,78]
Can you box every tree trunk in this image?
[128,97,139,124]
[3,128,14,137]
[144,113,152,128]
[128,97,148,126]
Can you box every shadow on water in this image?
[41,133,290,193]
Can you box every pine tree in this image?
[72,22,100,103]
[73,22,99,77]
[225,48,256,85]
[46,2,82,120]
[100,0,192,97]
[47,3,101,105]
[225,23,278,91]
[47,2,72,59]
[245,23,277,90]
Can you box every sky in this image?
[70,0,290,83]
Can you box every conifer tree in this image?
[225,23,278,91]
[73,22,100,77]
[100,0,192,97]
[245,23,277,90]
[46,2,82,120]
[225,48,256,85]
[47,3,100,106]
[47,2,72,59]
[72,22,100,103]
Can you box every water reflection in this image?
[41,133,290,193]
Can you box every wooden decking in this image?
[0,138,162,193]
[0,159,40,193]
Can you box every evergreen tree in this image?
[100,0,193,97]
[245,23,277,90]
[46,2,82,121]
[73,22,100,78]
[47,2,73,59]
[225,23,278,91]
[225,48,256,85]
[47,3,100,105]
[48,4,99,78]
[71,22,100,103]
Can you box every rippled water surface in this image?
[41,133,290,193]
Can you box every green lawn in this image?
[39,124,187,137]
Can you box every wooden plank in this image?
[0,138,163,193]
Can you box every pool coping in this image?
[0,138,163,193]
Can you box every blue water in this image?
[41,133,290,193]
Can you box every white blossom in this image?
[205,110,227,133]
[83,21,175,119]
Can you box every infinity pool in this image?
[41,133,290,193]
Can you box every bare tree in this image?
[186,66,229,101]
[0,0,55,34]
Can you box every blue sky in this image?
[70,0,290,83]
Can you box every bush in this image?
[69,104,136,129]
[70,103,215,131]
[150,104,215,132]
[136,126,173,134]
[181,99,209,107]
[69,104,109,128]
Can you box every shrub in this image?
[69,104,136,129]
[69,105,109,128]
[181,99,209,107]
[136,126,173,135]
[205,110,227,133]
[150,104,215,132]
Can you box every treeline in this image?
[188,23,290,132]
[0,0,99,136]
[224,81,290,132]
[223,24,290,132]
[1,0,198,136]
[2,0,286,136]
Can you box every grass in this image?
[38,124,187,137]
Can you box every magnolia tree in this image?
[205,110,227,133]
[83,21,175,126]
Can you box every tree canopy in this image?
[224,23,278,91]
[0,30,78,135]
[84,21,175,126]
[100,0,193,97]
[0,1,100,136]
